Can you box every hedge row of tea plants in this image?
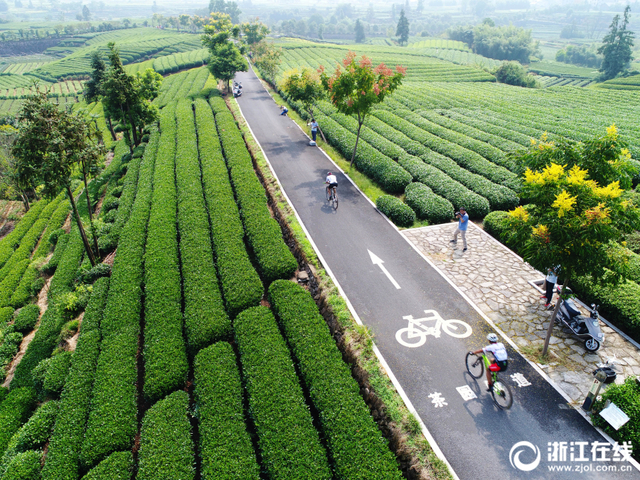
[11,227,85,389]
[0,387,36,456]
[80,128,157,469]
[193,342,260,480]
[314,112,412,194]
[143,105,188,402]
[2,450,41,480]
[12,305,39,334]
[0,199,47,269]
[268,280,404,479]
[210,96,298,284]
[137,391,195,480]
[0,259,30,308]
[405,182,455,223]
[43,233,69,274]
[32,198,71,260]
[399,156,490,218]
[376,195,416,228]
[0,400,58,476]
[81,451,133,480]
[372,109,519,190]
[234,306,332,479]
[194,98,263,317]
[42,278,109,480]
[176,100,231,353]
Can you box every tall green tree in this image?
[280,67,326,141]
[249,39,281,86]
[355,19,365,43]
[0,125,32,211]
[320,51,406,167]
[505,126,640,354]
[202,13,248,92]
[85,52,117,141]
[12,92,105,266]
[598,5,635,80]
[99,43,162,151]
[209,0,241,23]
[396,9,409,46]
[82,5,90,21]
[241,18,269,44]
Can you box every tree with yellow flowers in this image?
[506,125,640,354]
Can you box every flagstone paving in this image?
[403,222,640,404]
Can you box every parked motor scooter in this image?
[553,285,604,352]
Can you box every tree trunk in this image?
[66,184,97,267]
[350,118,364,169]
[127,110,139,146]
[81,165,100,257]
[20,190,30,212]
[542,273,570,356]
[31,187,39,201]
[107,116,117,141]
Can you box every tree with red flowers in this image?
[319,51,406,167]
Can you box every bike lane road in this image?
[234,68,639,480]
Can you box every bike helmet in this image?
[487,333,498,343]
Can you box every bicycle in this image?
[465,351,513,409]
[325,184,338,210]
[395,310,472,348]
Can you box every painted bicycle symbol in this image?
[395,310,472,348]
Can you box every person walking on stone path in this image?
[450,207,468,251]
[542,266,558,308]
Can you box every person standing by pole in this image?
[542,267,558,308]
[450,207,469,251]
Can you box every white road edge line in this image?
[233,76,460,480]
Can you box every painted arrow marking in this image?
[368,249,401,289]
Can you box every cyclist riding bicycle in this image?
[472,333,508,391]
[325,171,338,196]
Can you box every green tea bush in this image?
[41,281,108,480]
[76,263,111,285]
[33,198,71,260]
[43,351,73,396]
[13,305,40,334]
[483,210,510,241]
[592,377,640,462]
[194,99,263,317]
[0,307,13,326]
[176,100,231,354]
[194,342,260,480]
[81,124,157,469]
[0,199,47,269]
[0,399,59,474]
[0,387,37,456]
[102,209,117,223]
[376,195,416,228]
[100,196,119,213]
[137,391,195,480]
[399,156,490,218]
[234,306,331,479]
[2,450,41,480]
[210,96,298,284]
[0,259,31,308]
[269,281,403,479]
[143,103,188,402]
[0,329,23,381]
[48,228,66,247]
[42,233,69,274]
[10,261,43,308]
[404,182,454,224]
[81,451,133,480]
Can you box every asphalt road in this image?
[234,68,639,480]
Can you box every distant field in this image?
[408,38,470,51]
[594,74,640,90]
[528,60,600,78]
[276,41,496,83]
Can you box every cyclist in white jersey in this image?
[325,172,338,194]
[473,333,508,391]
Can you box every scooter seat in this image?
[564,299,581,317]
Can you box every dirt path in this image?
[2,274,52,388]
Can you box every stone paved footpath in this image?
[403,222,640,404]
